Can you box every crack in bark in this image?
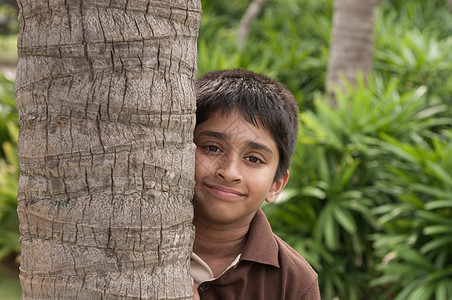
[79,0,95,77]
[96,106,106,153]
[97,7,108,44]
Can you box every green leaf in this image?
[395,246,433,269]
[274,189,298,204]
[409,284,435,300]
[435,280,449,300]
[411,183,452,199]
[426,266,452,283]
[370,274,400,287]
[420,236,452,254]
[424,199,452,210]
[298,186,326,199]
[2,141,18,168]
[333,206,357,234]
[423,225,452,235]
[317,148,330,183]
[316,205,338,250]
[5,120,18,143]
[379,133,421,163]
[426,161,452,186]
[336,156,360,190]
[378,263,422,277]
[394,281,419,300]
[417,210,452,225]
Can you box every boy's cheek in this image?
[195,153,218,178]
[195,157,210,180]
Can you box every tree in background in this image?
[326,0,381,94]
[236,0,268,51]
[15,0,201,298]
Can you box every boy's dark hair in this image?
[195,69,299,181]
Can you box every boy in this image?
[191,69,320,299]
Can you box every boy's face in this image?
[193,110,289,227]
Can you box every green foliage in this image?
[371,131,452,300]
[0,2,19,66]
[375,2,452,99]
[0,73,17,148]
[198,0,332,108]
[383,0,452,37]
[200,0,250,23]
[0,3,18,35]
[0,73,19,262]
[264,73,451,299]
[0,34,18,66]
[197,10,241,73]
[260,1,452,298]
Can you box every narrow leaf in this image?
[421,236,452,254]
[333,206,357,234]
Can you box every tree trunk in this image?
[326,0,380,92]
[236,0,268,51]
[15,0,201,299]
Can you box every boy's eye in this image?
[244,156,264,164]
[203,145,222,153]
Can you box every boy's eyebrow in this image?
[246,141,274,155]
[196,130,274,155]
[196,130,227,140]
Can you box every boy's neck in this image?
[192,218,251,277]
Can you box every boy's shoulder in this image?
[238,209,319,299]
[272,234,320,299]
[272,232,318,281]
[243,209,317,278]
[195,209,320,299]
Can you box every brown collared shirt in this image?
[191,209,320,300]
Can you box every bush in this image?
[264,72,451,299]
[0,73,20,262]
[371,131,452,300]
[0,34,18,66]
[374,2,452,100]
[198,0,332,109]
[0,3,18,35]
[0,2,19,66]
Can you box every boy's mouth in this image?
[203,183,247,199]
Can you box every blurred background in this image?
[0,0,20,299]
[1,0,452,299]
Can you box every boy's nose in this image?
[216,157,243,182]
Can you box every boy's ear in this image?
[265,170,290,203]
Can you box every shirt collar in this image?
[241,208,280,268]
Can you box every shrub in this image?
[264,73,451,300]
[197,0,332,109]
[375,0,452,101]
[0,73,19,262]
[371,130,452,300]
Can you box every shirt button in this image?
[199,283,210,292]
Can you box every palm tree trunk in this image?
[326,0,381,93]
[236,0,268,51]
[15,0,201,298]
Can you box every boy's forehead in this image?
[196,110,263,138]
[194,110,278,153]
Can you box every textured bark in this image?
[15,0,201,299]
[326,0,381,92]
